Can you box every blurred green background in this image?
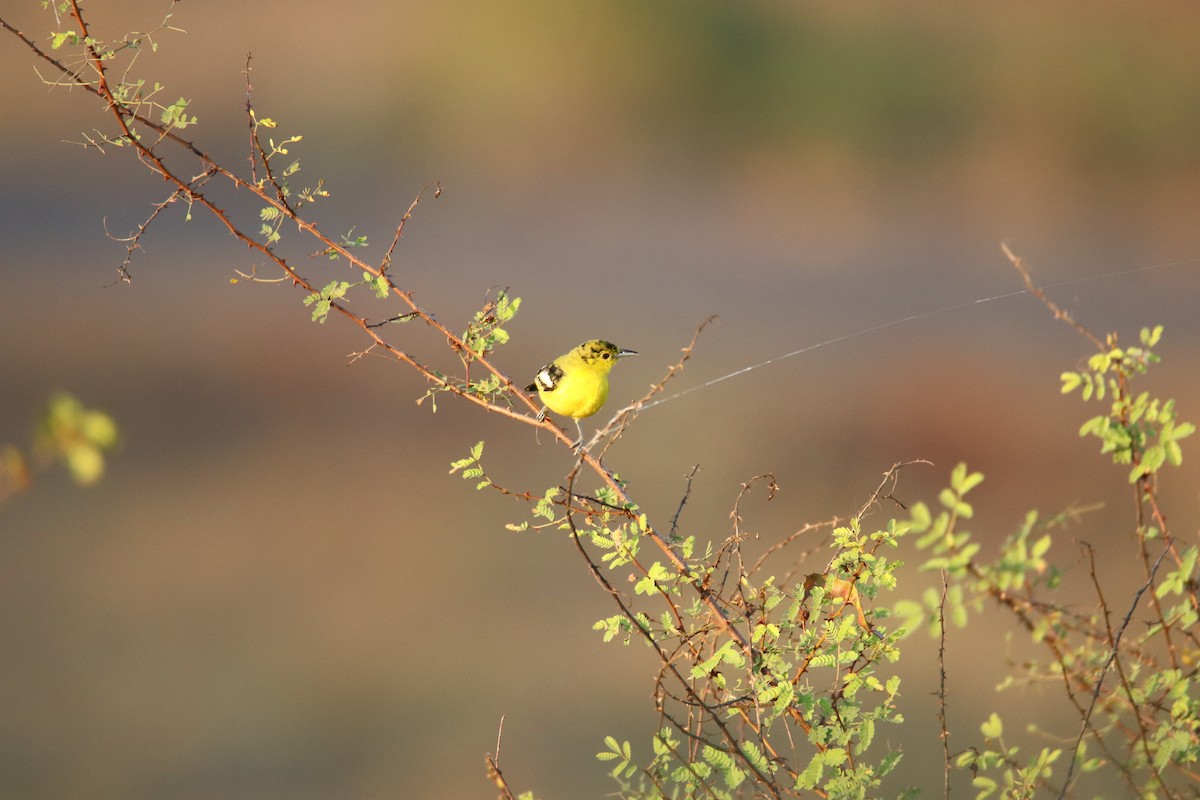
[2,1,1199,797]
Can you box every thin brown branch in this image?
[669,464,701,540]
[54,2,548,430]
[365,312,421,329]
[855,459,933,522]
[381,181,442,277]
[937,569,951,800]
[1057,539,1177,800]
[243,56,291,208]
[1001,242,1105,352]
[484,754,518,800]
[749,518,838,578]
[1082,542,1161,778]
[11,5,546,434]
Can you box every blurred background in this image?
[2,1,1199,797]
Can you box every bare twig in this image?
[1001,242,1105,351]
[937,569,951,800]
[749,518,837,578]
[1057,540,1176,800]
[856,459,933,521]
[484,755,517,800]
[669,464,701,540]
[381,181,442,277]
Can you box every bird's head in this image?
[577,340,637,373]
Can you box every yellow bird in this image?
[526,340,637,448]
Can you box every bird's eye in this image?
[601,352,611,359]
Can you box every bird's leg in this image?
[571,418,585,452]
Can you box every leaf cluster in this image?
[1062,326,1195,482]
[0,393,119,502]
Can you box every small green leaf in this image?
[50,30,80,49]
[796,752,824,790]
[65,444,104,485]
[1030,533,1052,559]
[956,468,984,495]
[80,409,119,448]
[310,298,331,323]
[160,97,197,130]
[972,776,998,799]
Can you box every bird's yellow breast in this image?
[538,358,610,419]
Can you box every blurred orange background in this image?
[2,2,1199,797]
